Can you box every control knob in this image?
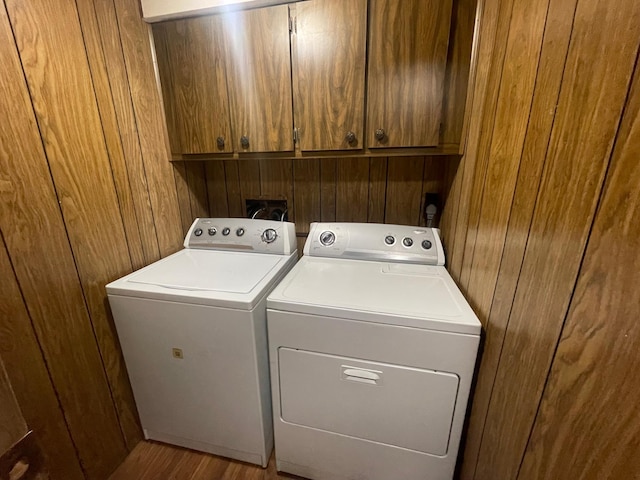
[384,235,395,246]
[262,228,277,244]
[236,227,245,237]
[222,227,231,236]
[402,237,414,247]
[208,227,217,236]
[422,239,433,250]
[319,231,336,246]
[194,228,203,237]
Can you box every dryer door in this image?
[278,348,459,455]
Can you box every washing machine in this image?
[107,218,297,467]
[267,222,481,479]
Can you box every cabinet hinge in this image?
[289,16,296,34]
[293,127,299,143]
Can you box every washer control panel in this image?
[184,218,297,255]
[303,223,445,265]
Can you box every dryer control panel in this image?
[303,223,445,265]
[185,218,297,255]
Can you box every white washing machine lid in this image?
[107,249,296,310]
[267,256,481,335]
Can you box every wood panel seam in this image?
[447,0,505,278]
[459,0,515,292]
[222,161,234,217]
[0,229,87,479]
[457,0,483,155]
[382,157,389,224]
[110,5,165,255]
[418,158,427,225]
[74,0,136,275]
[113,0,184,256]
[291,159,298,224]
[93,0,159,266]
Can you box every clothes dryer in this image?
[267,222,480,479]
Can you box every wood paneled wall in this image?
[0,355,49,480]
[172,156,456,244]
[0,354,26,454]
[0,0,183,478]
[1,1,463,473]
[440,0,640,478]
[3,0,639,479]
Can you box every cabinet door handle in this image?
[216,136,225,150]
[240,136,250,149]
[375,129,386,141]
[345,131,356,144]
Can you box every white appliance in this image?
[107,218,297,467]
[267,222,481,480]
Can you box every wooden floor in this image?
[109,441,303,480]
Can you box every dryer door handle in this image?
[341,367,382,385]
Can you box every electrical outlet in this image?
[246,199,288,221]
[423,193,440,226]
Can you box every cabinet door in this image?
[293,0,367,151]
[154,17,233,154]
[224,5,294,152]
[367,0,453,148]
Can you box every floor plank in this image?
[110,441,304,480]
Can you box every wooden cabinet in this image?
[154,16,233,154]
[154,5,293,154]
[292,0,367,151]
[367,0,454,148]
[154,0,467,155]
[224,5,294,152]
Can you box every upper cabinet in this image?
[367,0,454,148]
[154,5,293,154]
[224,5,294,152]
[153,0,475,156]
[154,16,233,153]
[292,0,368,151]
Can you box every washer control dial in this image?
[194,228,203,237]
[319,230,336,246]
[222,227,230,236]
[402,237,414,247]
[236,227,245,237]
[422,239,432,250]
[208,227,217,236]
[262,228,277,244]
[384,235,395,246]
